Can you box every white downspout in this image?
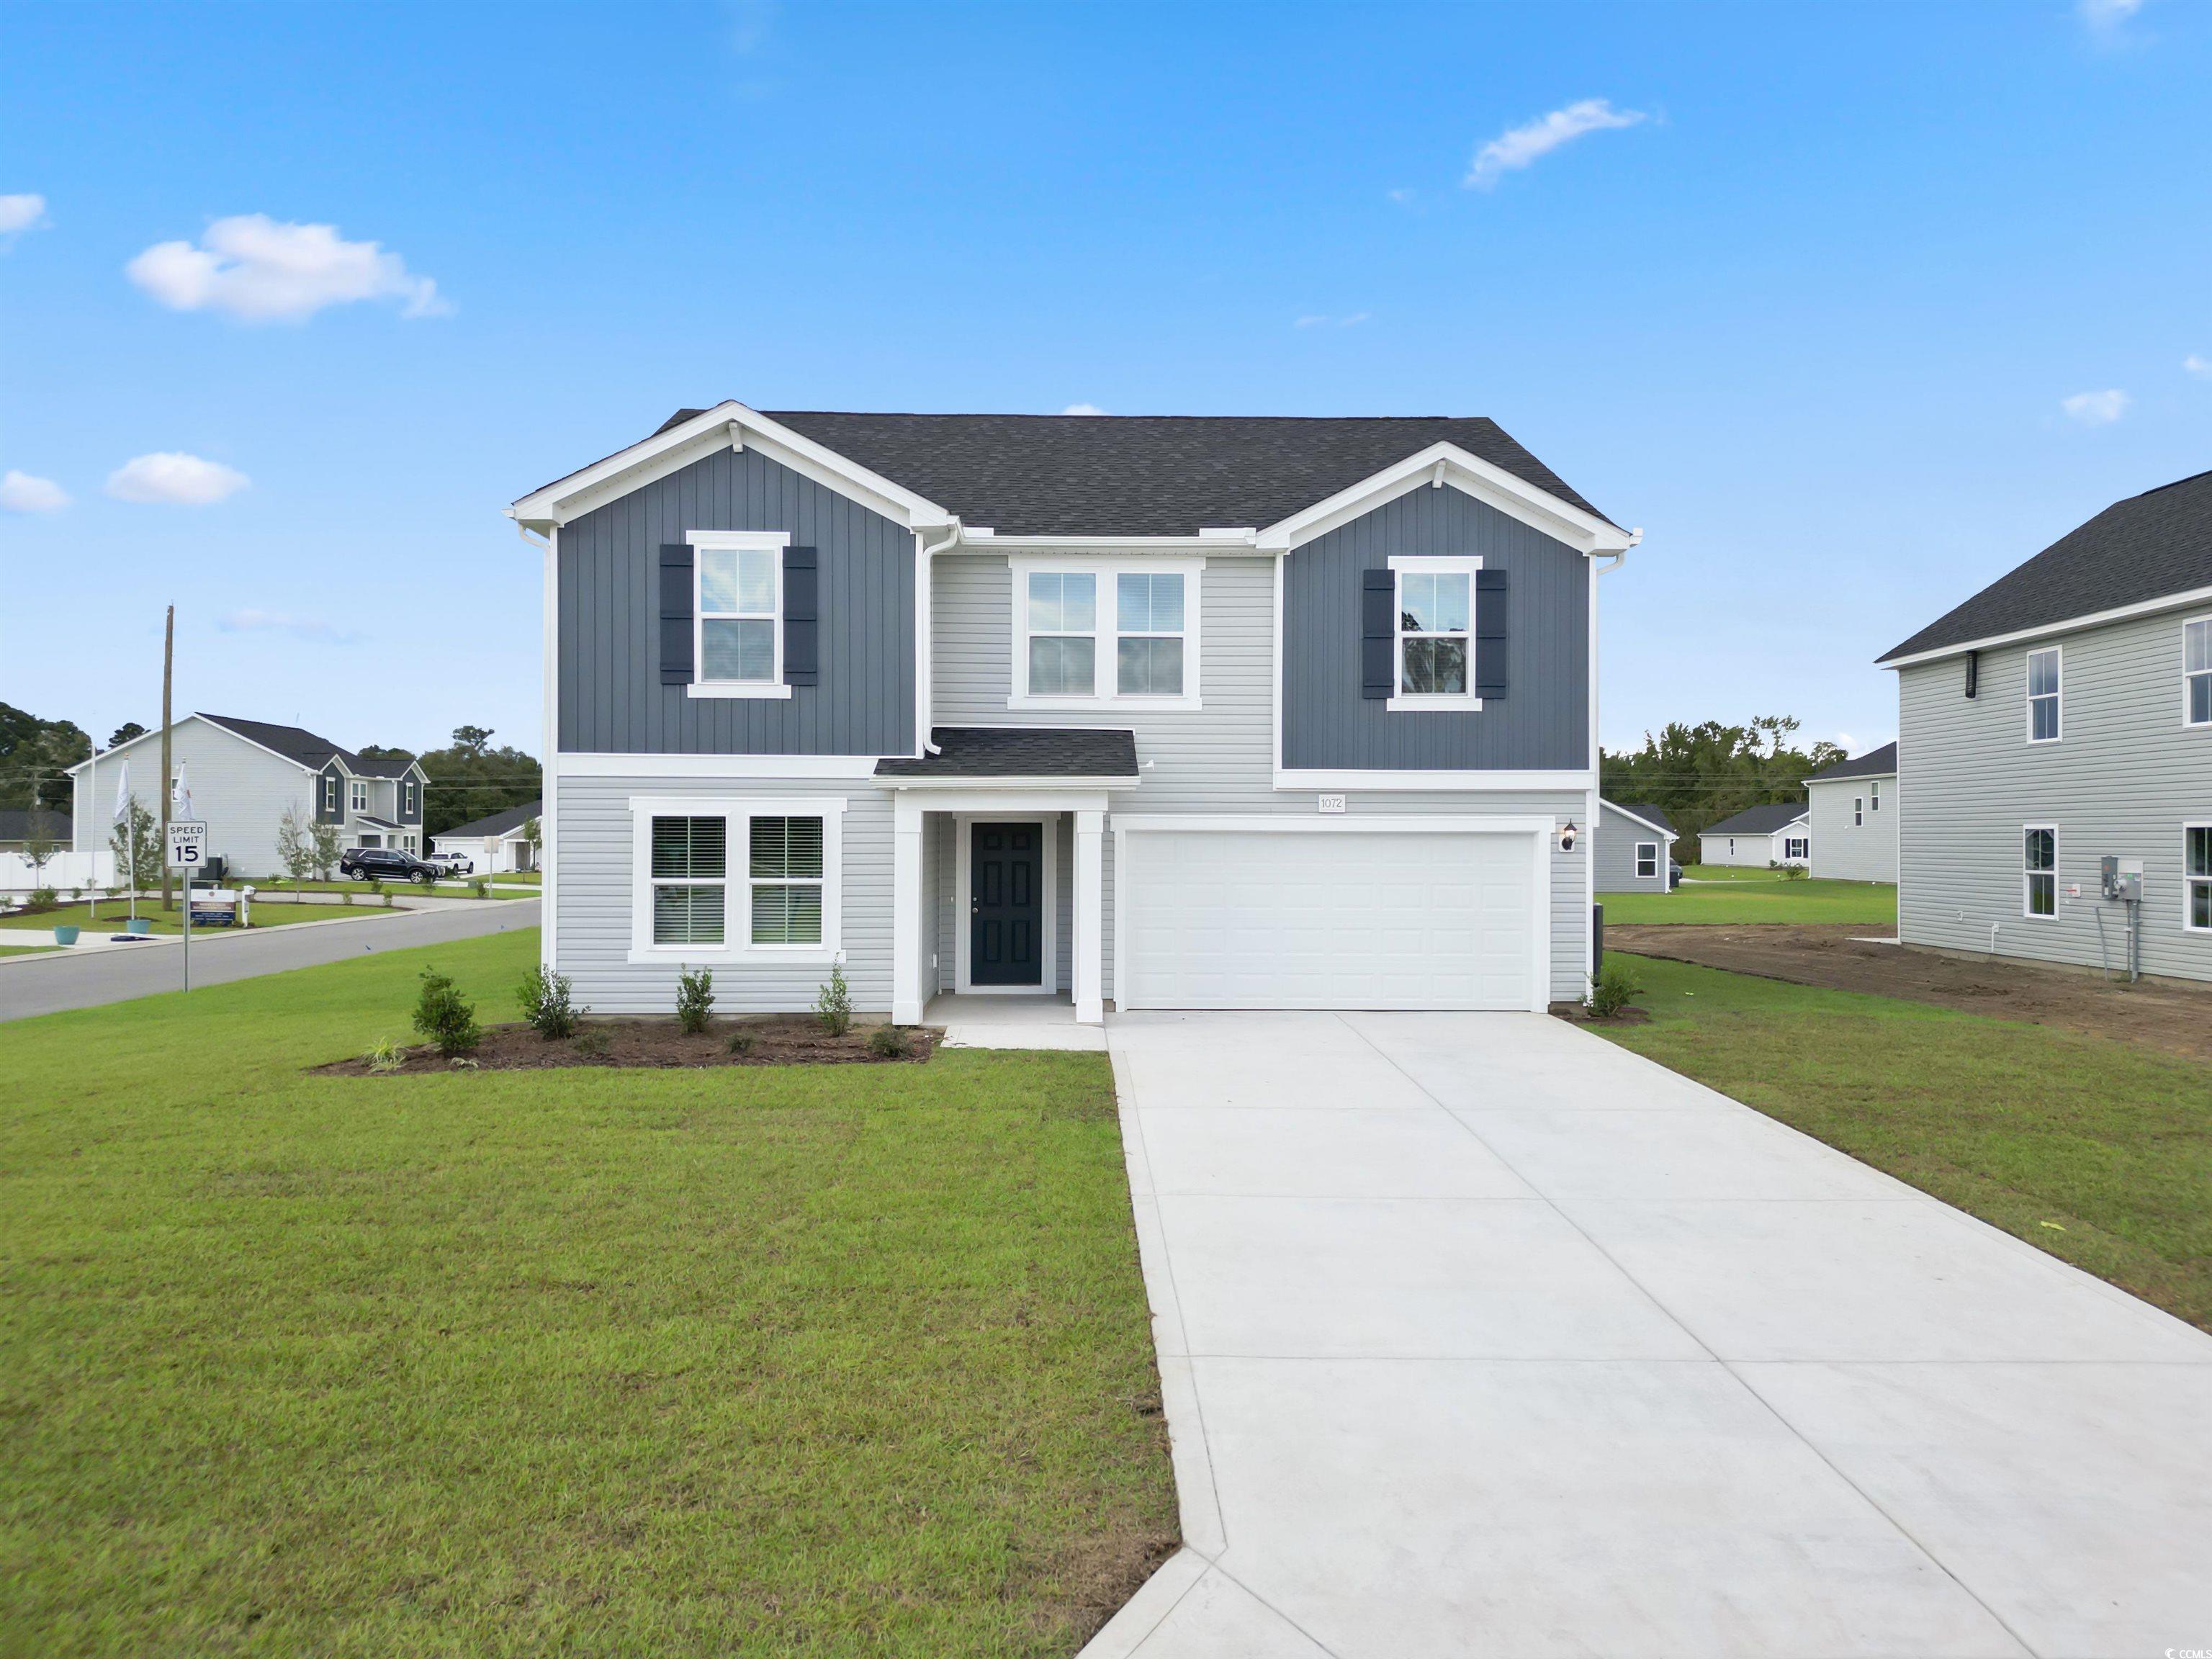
[1588,529,1642,997]
[916,522,961,755]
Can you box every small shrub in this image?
[448,1056,481,1070]
[27,885,59,912]
[726,1030,755,1056]
[380,888,396,907]
[365,1038,405,1073]
[518,965,582,1039]
[814,962,852,1037]
[1781,863,1809,881]
[367,878,385,902]
[573,1026,611,1059]
[675,966,715,1034]
[866,1023,907,1059]
[412,966,480,1056]
[1587,959,1642,1020]
[469,876,490,899]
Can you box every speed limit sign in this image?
[167,820,209,869]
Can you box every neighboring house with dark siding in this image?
[1595,800,1676,894]
[509,402,1640,1022]
[66,714,428,873]
[1804,743,1897,884]
[1877,469,2212,982]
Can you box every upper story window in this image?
[322,774,338,813]
[1635,842,1658,878]
[1387,555,1479,711]
[403,779,416,817]
[701,544,779,684]
[2186,617,2211,727]
[1871,781,1881,811]
[1011,558,1201,709]
[2026,647,2061,742]
[1853,797,1863,827]
[349,778,368,813]
[2023,824,2056,918]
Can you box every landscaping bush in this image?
[675,966,714,1034]
[469,876,490,899]
[726,1030,755,1056]
[517,965,581,1039]
[1588,958,1643,1020]
[27,886,58,912]
[866,1023,907,1058]
[364,1038,405,1074]
[573,1026,611,1059]
[411,966,480,1056]
[814,963,852,1037]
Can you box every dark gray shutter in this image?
[1361,568,1395,699]
[783,545,819,687]
[1475,568,1508,699]
[659,544,693,684]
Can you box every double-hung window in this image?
[749,816,824,946]
[651,815,726,945]
[697,537,782,688]
[1871,782,1881,811]
[403,780,416,817]
[1784,836,1809,861]
[1853,797,1864,827]
[2026,647,2061,742]
[1013,559,1200,707]
[2185,825,2211,933]
[2186,618,2211,727]
[1635,842,1658,879]
[322,774,338,814]
[2023,825,2056,919]
[1388,555,1478,707]
[349,778,368,813]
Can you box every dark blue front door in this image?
[970,822,1043,986]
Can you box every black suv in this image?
[339,846,441,886]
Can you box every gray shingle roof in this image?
[639,408,1611,537]
[1807,742,1897,783]
[1879,470,2212,662]
[349,754,422,778]
[1605,799,1676,835]
[198,714,351,770]
[1702,803,1810,837]
[438,800,541,840]
[875,727,1138,780]
[0,807,70,844]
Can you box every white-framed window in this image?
[688,529,792,701]
[1010,557,1202,709]
[2185,824,2211,934]
[349,778,367,813]
[1871,781,1881,811]
[1853,797,1863,827]
[2185,616,2211,728]
[403,779,416,817]
[322,774,338,813]
[2023,824,2057,919]
[628,796,844,962]
[1635,842,1658,878]
[2026,647,2061,743]
[1784,836,1809,861]
[403,834,417,854]
[1386,554,1480,711]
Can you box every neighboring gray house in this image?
[1595,799,1675,894]
[434,799,540,873]
[1877,469,2211,982]
[0,807,71,850]
[509,402,1640,1022]
[1804,742,1897,884]
[68,714,429,874]
[1698,802,1811,868]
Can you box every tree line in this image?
[1599,716,1845,847]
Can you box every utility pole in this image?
[161,605,174,913]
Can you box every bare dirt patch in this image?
[317,1017,941,1075]
[1610,922,2212,1065]
[1549,1001,1652,1027]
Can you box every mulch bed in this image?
[1549,1001,1651,1027]
[1609,922,2212,1065]
[316,1017,942,1075]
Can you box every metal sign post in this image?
[168,819,207,991]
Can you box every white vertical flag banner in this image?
[112,760,131,822]
[172,762,193,822]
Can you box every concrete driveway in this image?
[1089,1011,2212,1659]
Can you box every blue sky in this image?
[4,0,2207,760]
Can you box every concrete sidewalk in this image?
[0,899,539,1020]
[1089,1010,2212,1659]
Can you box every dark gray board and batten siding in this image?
[557,446,914,755]
[1282,486,1588,770]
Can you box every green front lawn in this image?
[1603,874,1897,926]
[1,931,1173,1656]
[0,899,404,937]
[1593,953,2212,1331]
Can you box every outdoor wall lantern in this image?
[1557,820,1579,853]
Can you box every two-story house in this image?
[68,714,430,874]
[1803,742,1897,884]
[1876,469,2211,981]
[509,403,1640,1023]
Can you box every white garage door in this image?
[1118,827,1540,1011]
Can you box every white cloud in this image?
[105,452,251,505]
[2079,0,2142,31]
[126,214,448,323]
[1060,403,1109,416]
[2060,388,2129,426]
[219,608,359,644]
[1466,98,1647,189]
[2185,354,2212,379]
[0,193,48,234]
[0,469,69,512]
[1387,186,1416,206]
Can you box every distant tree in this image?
[355,743,417,761]
[1599,716,1845,847]
[418,725,540,839]
[108,721,148,747]
[275,806,316,886]
[22,826,59,885]
[109,796,161,894]
[0,703,93,814]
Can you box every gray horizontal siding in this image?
[1897,608,2211,982]
[935,552,1591,1000]
[1806,777,1897,884]
[559,445,914,755]
[1282,485,1589,770]
[1595,802,1671,894]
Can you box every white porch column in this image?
[891,797,925,1025]
[1073,809,1105,1025]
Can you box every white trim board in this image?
[1254,441,1637,557]
[557,752,884,779]
[1274,768,1593,792]
[624,793,848,967]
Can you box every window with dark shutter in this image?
[1361,568,1395,699]
[660,544,695,684]
[1475,568,1508,698]
[783,546,819,687]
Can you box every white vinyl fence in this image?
[1,850,117,896]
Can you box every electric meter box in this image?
[2100,856,2143,904]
